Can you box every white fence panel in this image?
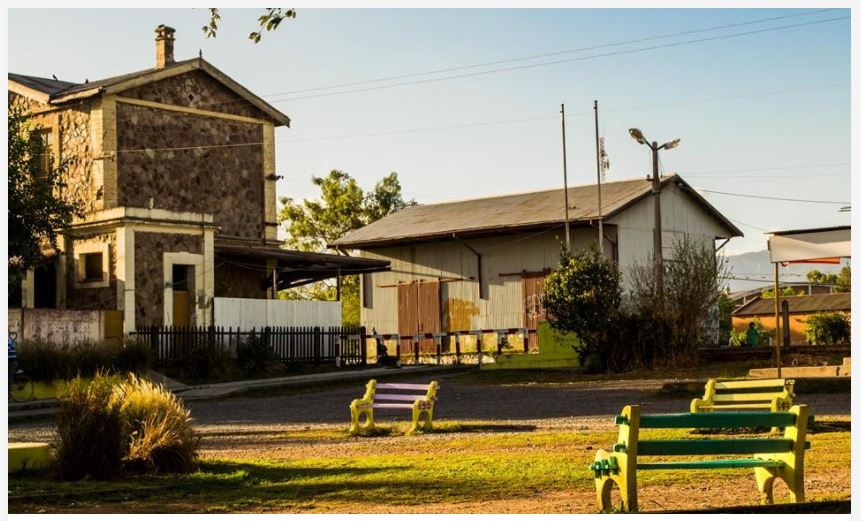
[214,298,342,329]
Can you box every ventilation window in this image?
[82,253,104,282]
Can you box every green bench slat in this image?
[638,458,785,470]
[615,412,798,429]
[637,438,795,456]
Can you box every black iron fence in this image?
[132,325,366,367]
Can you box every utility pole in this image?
[560,103,571,249]
[651,141,663,303]
[593,100,603,255]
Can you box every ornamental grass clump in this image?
[53,372,198,480]
[118,374,199,473]
[54,374,125,480]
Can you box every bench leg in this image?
[593,449,636,513]
[408,403,433,434]
[754,467,776,504]
[349,401,374,436]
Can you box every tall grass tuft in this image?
[53,373,125,480]
[118,374,199,473]
[53,372,198,480]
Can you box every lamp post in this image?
[628,128,680,305]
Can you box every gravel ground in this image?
[8,373,850,442]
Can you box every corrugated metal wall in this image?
[213,297,342,329]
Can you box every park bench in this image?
[349,379,439,435]
[691,378,795,413]
[589,404,810,512]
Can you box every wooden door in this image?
[397,282,418,356]
[521,272,547,350]
[397,280,441,356]
[417,280,441,353]
[173,291,192,327]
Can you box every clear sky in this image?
[8,8,851,261]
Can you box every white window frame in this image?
[74,242,110,289]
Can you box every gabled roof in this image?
[732,293,851,316]
[8,58,290,126]
[331,174,743,249]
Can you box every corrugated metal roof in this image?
[732,293,851,316]
[331,174,742,248]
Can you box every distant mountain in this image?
[723,249,846,293]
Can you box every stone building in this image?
[9,25,386,333]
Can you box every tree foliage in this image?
[278,171,415,326]
[804,312,850,345]
[761,285,803,298]
[542,245,621,370]
[203,8,296,43]
[8,106,80,286]
[805,266,850,293]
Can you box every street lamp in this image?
[628,128,681,306]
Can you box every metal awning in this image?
[768,226,851,263]
[215,244,390,289]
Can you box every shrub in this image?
[17,338,153,381]
[236,332,276,377]
[181,341,233,381]
[53,372,198,480]
[54,373,125,480]
[542,244,621,370]
[117,374,198,473]
[805,312,851,345]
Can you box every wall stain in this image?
[444,298,480,332]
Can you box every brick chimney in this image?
[155,25,176,69]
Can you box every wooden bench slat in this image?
[374,393,429,401]
[376,383,431,390]
[713,379,788,390]
[637,438,794,456]
[638,458,785,470]
[372,403,415,409]
[621,412,798,429]
[713,392,788,402]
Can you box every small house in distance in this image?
[732,293,851,346]
[332,174,742,350]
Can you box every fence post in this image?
[360,326,367,366]
[476,332,483,368]
[413,336,420,366]
[497,331,503,355]
[314,326,321,366]
[148,326,158,363]
[436,334,442,365]
[523,328,529,353]
[455,333,461,365]
[334,327,341,368]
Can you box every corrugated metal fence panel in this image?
[214,298,342,329]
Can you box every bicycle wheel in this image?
[10,375,35,402]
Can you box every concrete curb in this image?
[659,376,850,397]
[174,365,469,401]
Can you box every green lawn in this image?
[8,423,850,514]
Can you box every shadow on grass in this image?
[8,458,511,512]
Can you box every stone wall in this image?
[116,103,265,239]
[119,69,270,121]
[65,231,117,310]
[214,260,268,299]
[134,232,203,327]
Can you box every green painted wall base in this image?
[483,322,581,370]
[8,442,52,473]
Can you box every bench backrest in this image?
[614,405,809,460]
[360,380,439,403]
[692,378,794,412]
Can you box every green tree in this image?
[806,269,837,285]
[542,245,621,370]
[8,106,80,287]
[203,8,296,43]
[761,286,802,298]
[278,171,415,326]
[804,312,850,345]
[718,291,733,345]
[835,265,851,293]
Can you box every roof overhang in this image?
[215,244,390,289]
[767,226,851,263]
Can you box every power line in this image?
[271,15,849,103]
[258,9,837,98]
[698,189,849,205]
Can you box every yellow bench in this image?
[349,379,439,435]
[590,404,810,512]
[8,442,52,473]
[691,378,795,413]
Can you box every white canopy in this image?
[767,226,851,263]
